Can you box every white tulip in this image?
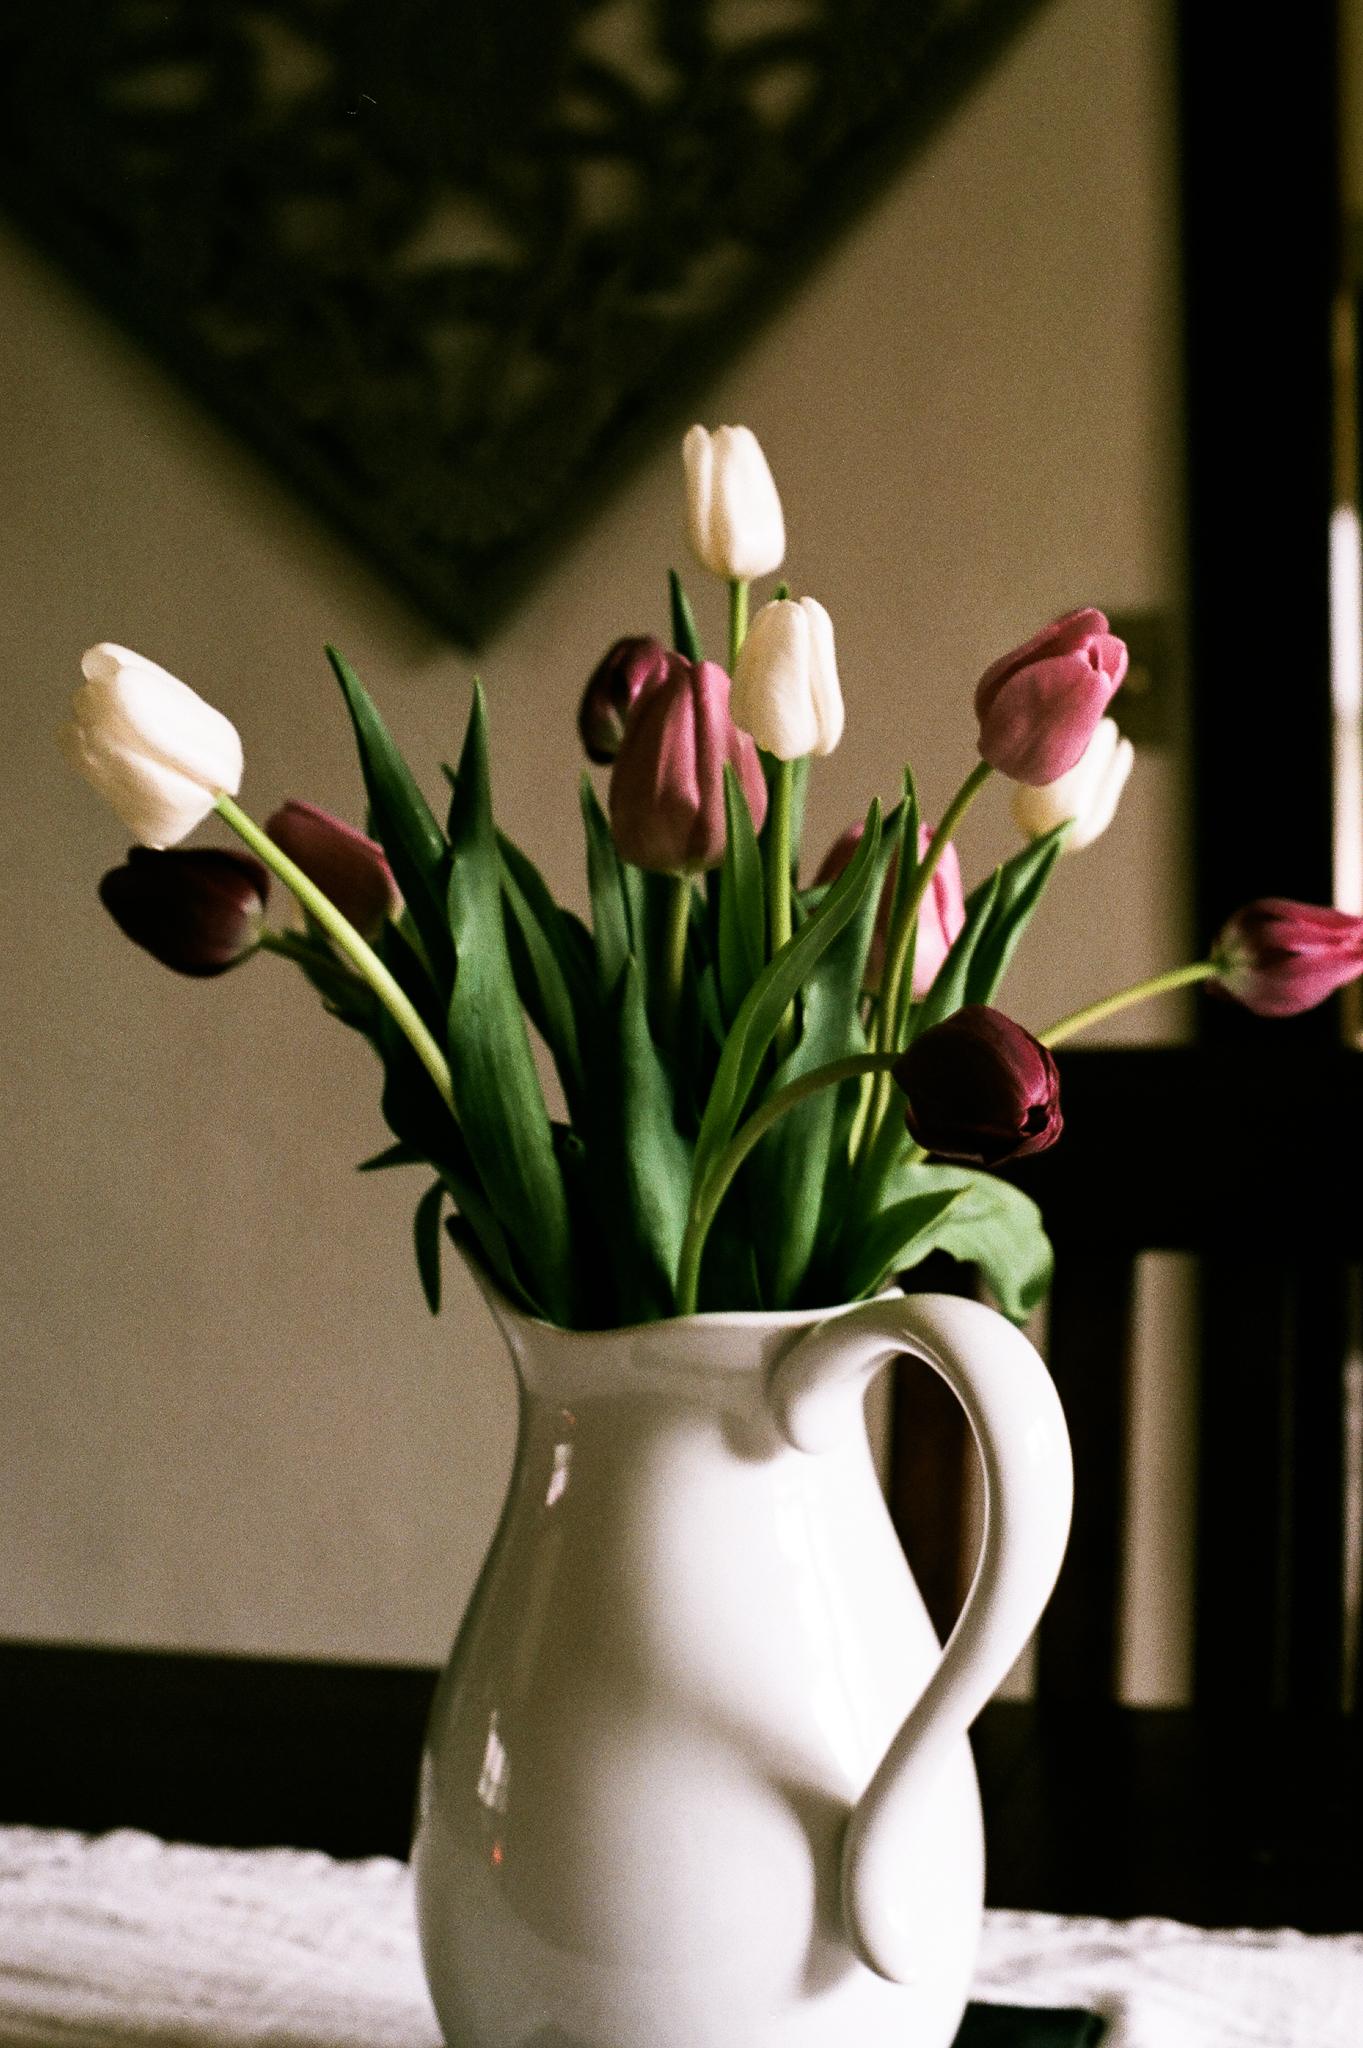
[1011,716,1134,852]
[682,423,785,581]
[730,596,844,759]
[58,643,243,848]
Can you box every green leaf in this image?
[414,1181,446,1314]
[599,956,695,1317]
[749,798,908,1307]
[909,868,1003,1040]
[882,1161,1053,1323]
[717,764,766,1027]
[839,1185,973,1302]
[499,851,587,1119]
[358,1140,423,1172]
[669,569,704,662]
[446,684,576,1326]
[692,801,882,1194]
[962,824,1070,1007]
[325,645,453,993]
[580,775,632,997]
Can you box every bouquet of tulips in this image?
[60,427,1363,1332]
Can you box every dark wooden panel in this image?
[1036,1253,1134,1704]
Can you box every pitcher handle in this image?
[768,1291,1073,1984]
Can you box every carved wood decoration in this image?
[0,0,1045,644]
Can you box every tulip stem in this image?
[728,578,749,672]
[214,794,457,1118]
[767,755,797,1061]
[1039,960,1219,1046]
[663,874,693,1052]
[675,1051,899,1316]
[858,758,994,1171]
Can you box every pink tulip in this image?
[577,637,668,765]
[99,846,270,977]
[1210,899,1363,1016]
[893,1005,1062,1166]
[266,800,400,942]
[975,609,1128,786]
[814,820,965,996]
[608,655,767,872]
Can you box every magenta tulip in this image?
[578,637,669,765]
[1210,899,1363,1016]
[975,609,1128,787]
[99,846,270,976]
[609,654,767,872]
[266,800,400,942]
[892,1005,1062,1166]
[815,821,965,995]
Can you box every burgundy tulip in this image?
[815,820,965,996]
[892,1005,1062,1166]
[99,846,269,977]
[975,608,1128,787]
[266,800,400,942]
[578,637,669,765]
[1210,898,1363,1016]
[608,654,768,872]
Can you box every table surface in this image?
[0,1824,1360,2048]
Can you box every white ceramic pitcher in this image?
[412,1286,1072,2048]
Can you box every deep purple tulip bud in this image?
[1209,899,1363,1016]
[892,1005,1062,1167]
[578,637,669,765]
[608,654,768,872]
[99,846,269,977]
[265,799,400,942]
[975,609,1128,787]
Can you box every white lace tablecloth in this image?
[0,1825,1359,2048]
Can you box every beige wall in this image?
[0,0,1188,1669]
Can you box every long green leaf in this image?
[669,569,704,662]
[325,645,453,993]
[876,1159,1053,1323]
[717,764,766,1027]
[446,685,575,1326]
[840,1186,972,1301]
[605,957,695,1317]
[962,824,1069,1007]
[499,856,587,1119]
[692,802,882,1192]
[909,867,1003,1040]
[580,776,632,997]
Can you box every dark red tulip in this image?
[266,800,399,942]
[893,1005,1062,1166]
[608,653,767,873]
[578,637,669,765]
[99,846,269,976]
[975,609,1127,787]
[1210,899,1363,1016]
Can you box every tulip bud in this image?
[577,637,669,765]
[1011,717,1135,852]
[892,1005,1062,1167]
[265,799,400,943]
[58,644,244,848]
[1209,899,1363,1016]
[609,654,767,872]
[730,596,843,760]
[98,846,269,976]
[975,609,1127,787]
[815,820,964,995]
[682,424,785,582]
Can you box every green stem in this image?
[663,873,692,1051]
[674,1051,899,1316]
[215,793,457,1117]
[857,758,993,1171]
[1039,960,1219,1047]
[728,578,749,672]
[767,755,796,1062]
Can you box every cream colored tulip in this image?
[682,424,785,581]
[1011,716,1133,851]
[730,596,843,759]
[59,643,243,848]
